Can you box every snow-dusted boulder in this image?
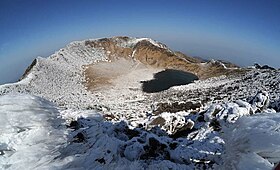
[204,104,224,122]
[204,101,252,124]
[250,91,270,112]
[216,102,252,124]
[147,112,194,135]
[203,91,274,125]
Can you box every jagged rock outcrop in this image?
[19,58,37,81]
[254,63,276,70]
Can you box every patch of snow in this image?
[114,37,169,50]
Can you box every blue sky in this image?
[0,0,279,84]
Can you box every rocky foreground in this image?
[0,37,280,169]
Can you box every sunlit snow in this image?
[0,37,280,169]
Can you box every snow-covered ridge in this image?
[113,37,169,49]
[0,36,170,108]
[0,36,280,169]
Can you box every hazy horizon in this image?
[0,0,279,85]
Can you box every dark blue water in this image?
[141,69,198,93]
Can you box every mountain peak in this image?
[1,36,280,169]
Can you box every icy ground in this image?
[0,94,66,169]
[0,37,280,169]
[1,92,280,170]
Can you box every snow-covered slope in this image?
[0,40,108,109]
[0,37,280,169]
